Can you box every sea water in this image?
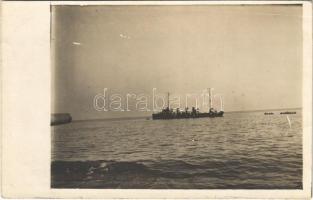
[51,110,302,189]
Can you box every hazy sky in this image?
[52,5,302,120]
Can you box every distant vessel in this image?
[51,113,72,125]
[264,112,274,115]
[152,88,224,120]
[280,111,296,115]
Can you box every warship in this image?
[152,88,224,120]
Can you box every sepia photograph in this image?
[51,4,304,189]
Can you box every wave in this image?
[51,159,222,188]
[51,159,302,189]
[52,159,203,179]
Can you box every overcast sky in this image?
[52,5,302,120]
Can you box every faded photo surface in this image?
[51,5,303,189]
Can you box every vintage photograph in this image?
[51,4,303,189]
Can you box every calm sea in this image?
[51,110,302,189]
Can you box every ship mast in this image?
[220,96,224,111]
[167,92,170,109]
[208,88,213,110]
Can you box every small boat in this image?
[264,112,274,115]
[280,111,296,115]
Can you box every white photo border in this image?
[1,1,312,198]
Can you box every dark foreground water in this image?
[51,110,302,189]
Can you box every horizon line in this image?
[69,107,302,122]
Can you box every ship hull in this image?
[152,111,224,120]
